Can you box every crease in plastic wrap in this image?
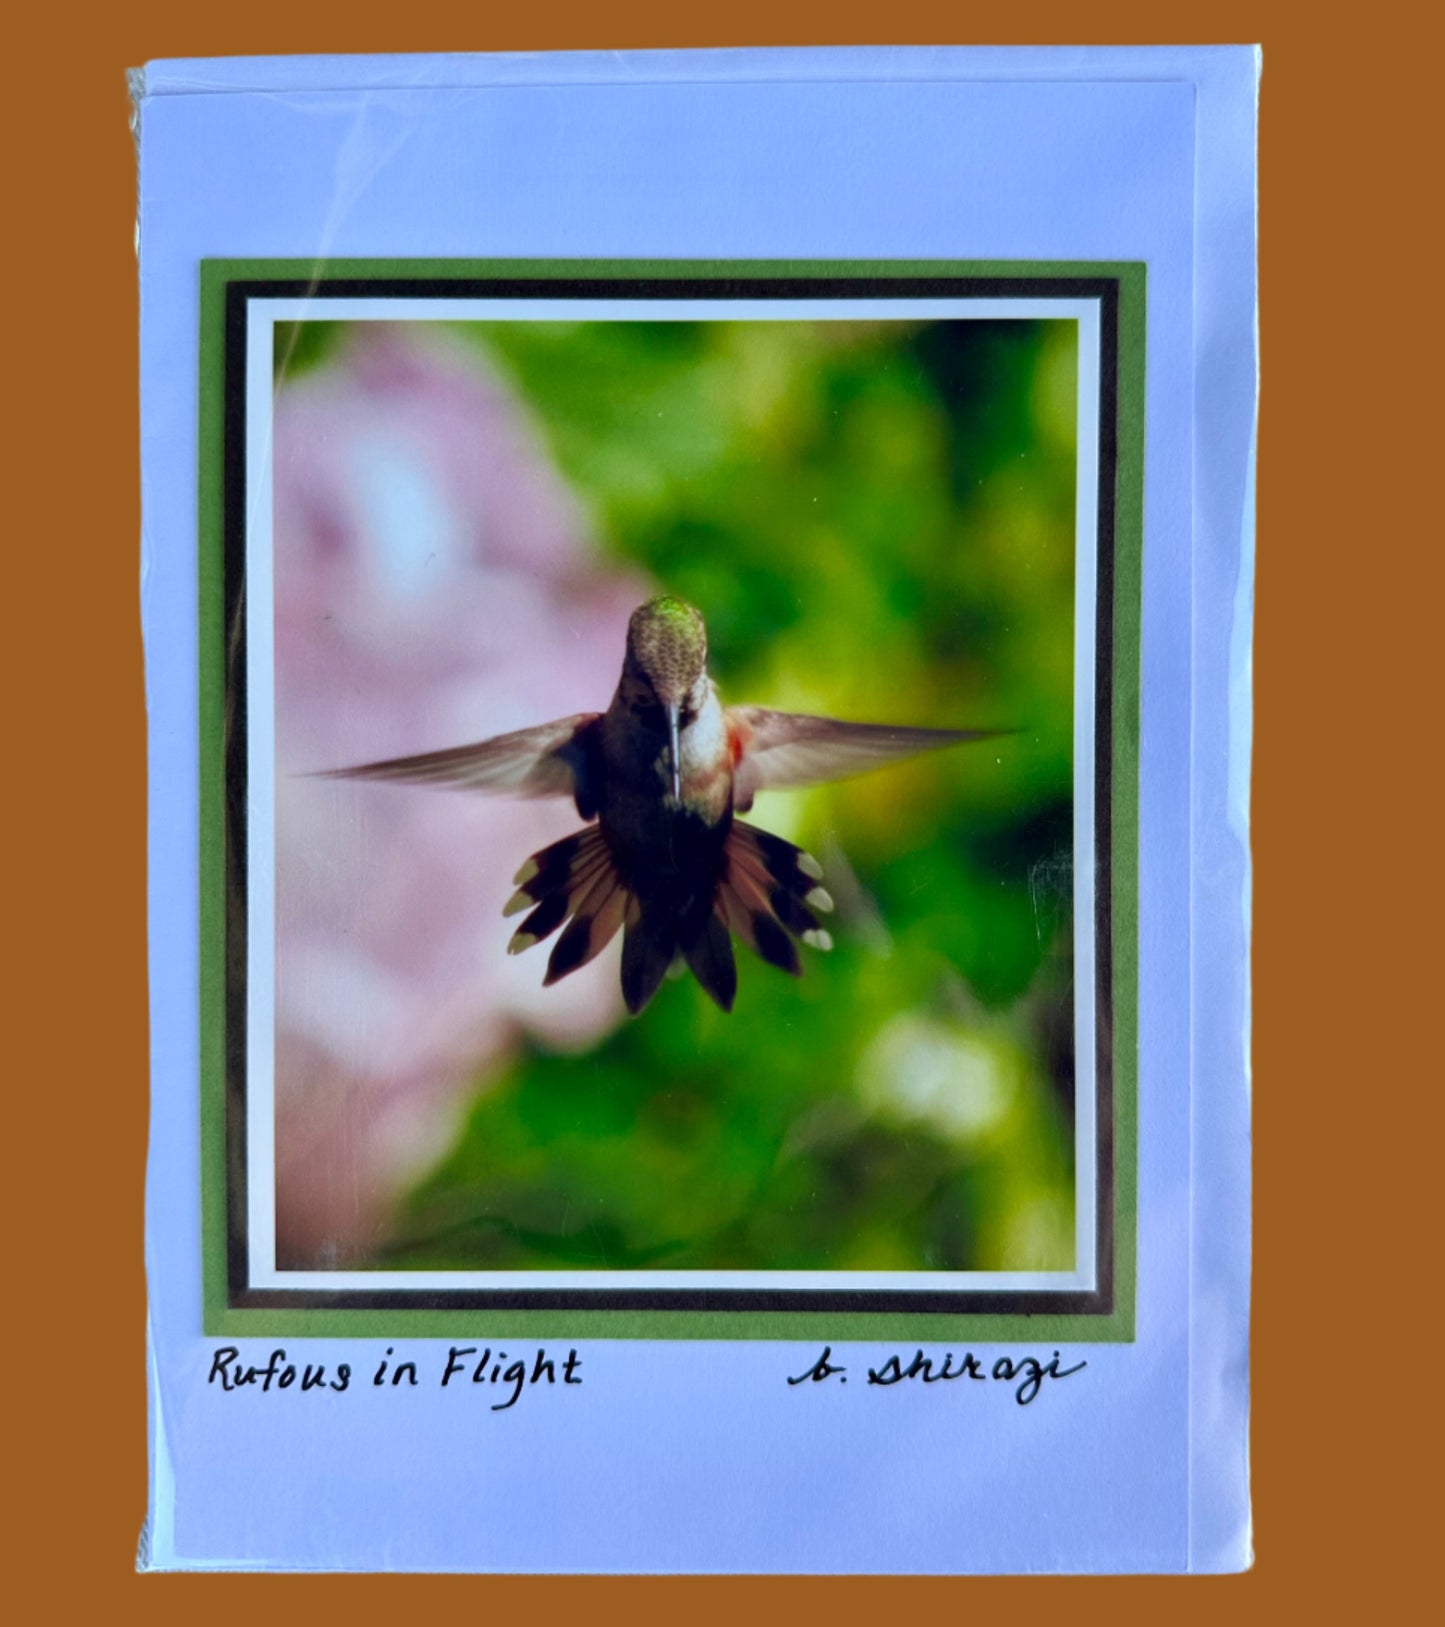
[135,46,1257,1574]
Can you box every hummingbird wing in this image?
[728,707,1006,811]
[317,714,601,807]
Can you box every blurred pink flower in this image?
[271,324,649,1267]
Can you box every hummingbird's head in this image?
[620,598,709,803]
[623,596,709,709]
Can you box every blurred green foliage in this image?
[379,317,1080,1272]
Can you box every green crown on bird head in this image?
[624,596,708,700]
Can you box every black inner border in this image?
[223,275,1119,1316]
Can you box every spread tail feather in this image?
[505,827,629,985]
[719,821,834,977]
[544,868,629,986]
[684,909,738,1013]
[505,818,832,1013]
[620,897,674,1015]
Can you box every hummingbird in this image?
[326,597,1003,1015]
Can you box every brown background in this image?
[8,2,1428,1615]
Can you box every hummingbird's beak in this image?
[666,702,682,802]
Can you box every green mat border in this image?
[198,259,1143,1342]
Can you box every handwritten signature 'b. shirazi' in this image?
[787,1345,1087,1406]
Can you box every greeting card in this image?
[135,46,1257,1573]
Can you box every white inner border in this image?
[244,295,1101,1293]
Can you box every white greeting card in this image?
[136,46,1256,1573]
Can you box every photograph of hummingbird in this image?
[328,597,1003,1015]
